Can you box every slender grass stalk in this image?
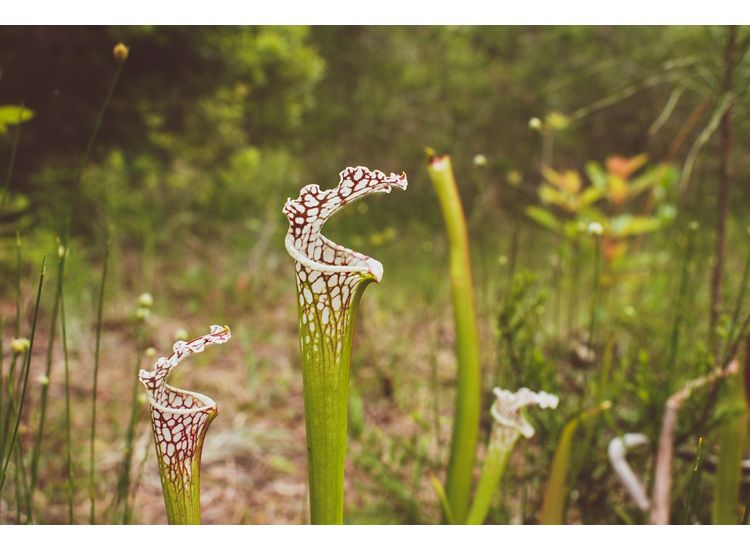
[0,257,46,492]
[60,290,75,524]
[721,228,750,366]
[0,319,3,446]
[13,436,31,523]
[712,371,748,523]
[139,325,231,524]
[29,239,67,504]
[425,150,482,524]
[117,318,146,524]
[583,224,603,401]
[666,222,699,389]
[284,166,407,524]
[466,387,558,525]
[586,224,603,351]
[89,233,110,524]
[15,231,21,335]
[540,400,611,525]
[0,234,23,469]
[684,436,703,524]
[66,43,127,525]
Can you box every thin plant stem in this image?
[0,257,46,492]
[72,60,125,199]
[0,319,4,447]
[583,233,602,401]
[721,230,750,365]
[61,291,75,524]
[89,234,110,524]
[683,435,703,524]
[709,26,738,350]
[29,240,67,502]
[117,323,145,524]
[667,223,698,389]
[15,232,21,336]
[13,436,30,523]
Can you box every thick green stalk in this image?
[284,166,408,524]
[426,151,481,523]
[139,325,231,524]
[298,272,374,524]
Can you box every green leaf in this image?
[610,215,661,237]
[579,186,603,207]
[0,105,34,135]
[430,474,456,525]
[584,161,607,191]
[526,206,561,233]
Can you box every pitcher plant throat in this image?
[283,166,408,524]
[139,324,231,525]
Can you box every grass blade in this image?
[540,400,611,524]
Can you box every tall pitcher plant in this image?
[283,166,408,524]
[139,324,231,524]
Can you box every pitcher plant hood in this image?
[283,166,407,524]
[138,324,231,524]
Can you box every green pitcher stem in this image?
[465,439,516,525]
[299,276,373,524]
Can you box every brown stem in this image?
[649,361,739,524]
[709,26,737,347]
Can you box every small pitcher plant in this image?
[139,324,231,524]
[466,387,559,525]
[283,166,408,524]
